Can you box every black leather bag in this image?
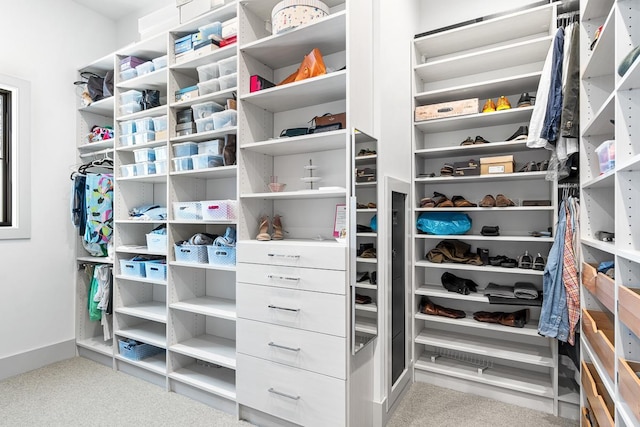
[74,71,105,102]
[481,225,500,236]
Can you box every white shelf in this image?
[415,328,553,367]
[415,140,530,159]
[169,261,237,272]
[617,249,640,265]
[355,317,377,335]
[415,234,553,243]
[77,256,113,264]
[415,171,550,184]
[415,206,554,213]
[116,302,167,323]
[115,274,167,286]
[117,174,167,184]
[241,130,348,156]
[414,106,533,134]
[355,302,377,313]
[414,260,545,276]
[581,237,616,255]
[169,219,237,225]
[241,11,346,69]
[582,0,614,21]
[240,188,346,200]
[582,5,615,80]
[116,245,167,256]
[169,88,236,109]
[169,362,236,401]
[617,153,640,173]
[170,296,236,321]
[416,284,490,303]
[78,139,114,153]
[356,232,377,238]
[618,54,640,91]
[354,282,377,290]
[118,32,166,58]
[414,312,541,337]
[116,322,166,348]
[170,165,237,180]
[415,36,552,83]
[116,139,167,152]
[170,127,237,144]
[582,169,614,189]
[582,91,615,137]
[239,70,346,113]
[115,352,167,375]
[414,354,553,398]
[171,335,236,370]
[116,104,168,122]
[356,257,377,264]
[116,68,168,90]
[76,337,113,356]
[170,44,237,71]
[79,96,115,117]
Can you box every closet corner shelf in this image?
[117,31,166,59]
[115,303,167,324]
[618,57,640,92]
[617,249,640,265]
[582,0,614,21]
[415,284,489,303]
[414,260,545,276]
[76,337,113,356]
[356,257,377,264]
[582,6,616,80]
[240,11,346,68]
[170,165,237,180]
[78,97,114,116]
[241,130,348,156]
[581,92,615,137]
[170,296,237,321]
[616,153,640,173]
[581,237,615,255]
[116,68,168,90]
[414,107,534,133]
[170,335,237,370]
[170,127,237,144]
[116,322,167,348]
[354,317,377,335]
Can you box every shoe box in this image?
[415,98,478,121]
[480,155,514,175]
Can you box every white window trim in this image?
[0,73,30,239]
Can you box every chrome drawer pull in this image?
[268,342,301,352]
[267,253,300,260]
[268,304,300,313]
[268,387,300,400]
[267,274,300,282]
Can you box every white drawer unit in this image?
[236,262,346,295]
[237,353,346,427]
[237,318,346,379]
[237,282,346,337]
[237,240,347,271]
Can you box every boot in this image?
[498,309,530,328]
[223,134,236,166]
[419,296,466,319]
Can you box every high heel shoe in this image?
[256,216,271,241]
[272,215,284,240]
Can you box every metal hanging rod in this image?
[79,148,113,159]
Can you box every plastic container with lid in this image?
[152,55,168,70]
[198,139,224,155]
[191,153,224,169]
[199,21,222,41]
[134,161,156,176]
[135,61,155,76]
[120,102,142,116]
[120,120,136,135]
[133,148,156,163]
[173,141,198,157]
[134,117,154,132]
[155,160,167,175]
[211,109,237,129]
[134,131,155,145]
[172,156,193,172]
[154,146,167,161]
[120,90,143,104]
[595,140,615,174]
[196,62,219,83]
[119,133,135,147]
[152,115,168,132]
[191,100,224,120]
[195,115,215,133]
[197,79,220,96]
[119,68,137,81]
[218,72,237,90]
[119,164,136,178]
[217,56,237,76]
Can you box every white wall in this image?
[0,0,116,366]
[116,0,175,48]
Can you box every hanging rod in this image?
[558,182,579,188]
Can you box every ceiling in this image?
[72,0,163,21]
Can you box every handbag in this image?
[73,71,105,103]
[312,112,346,129]
[278,48,327,85]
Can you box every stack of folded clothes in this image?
[483,282,541,306]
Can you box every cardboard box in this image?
[454,159,480,176]
[480,155,514,175]
[415,98,478,121]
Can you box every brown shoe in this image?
[419,296,466,319]
[496,194,515,207]
[433,192,454,208]
[479,194,496,207]
[451,195,477,207]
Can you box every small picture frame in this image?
[333,203,347,240]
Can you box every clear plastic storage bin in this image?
[201,199,237,220]
[120,90,143,104]
[172,156,194,171]
[218,72,237,90]
[154,146,167,161]
[199,21,222,41]
[217,55,237,76]
[197,78,220,95]
[595,140,615,174]
[191,153,224,169]
[173,201,202,220]
[191,101,224,119]
[152,55,168,70]
[134,117,154,132]
[120,120,136,134]
[211,109,237,129]
[120,102,142,116]
[152,115,168,131]
[174,244,208,263]
[134,161,156,176]
[134,131,155,145]
[119,133,135,147]
[145,234,167,253]
[173,141,198,157]
[196,62,219,82]
[195,116,215,133]
[119,164,136,178]
[144,261,167,281]
[206,245,236,266]
[119,68,137,81]
[135,61,155,76]
[155,160,167,175]
[198,139,223,154]
[133,148,156,163]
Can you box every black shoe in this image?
[506,125,528,142]
[517,92,534,108]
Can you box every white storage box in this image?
[179,0,225,24]
[146,233,167,252]
[144,261,167,281]
[198,139,223,154]
[152,55,168,70]
[152,115,168,131]
[134,117,154,132]
[119,133,135,147]
[201,199,237,220]
[134,131,155,145]
[155,160,167,174]
[172,156,194,171]
[120,120,136,134]
[218,72,237,90]
[195,115,215,133]
[120,102,142,116]
[217,55,237,76]
[206,245,236,266]
[173,201,202,220]
[133,148,156,163]
[174,244,208,263]
[135,61,155,76]
[197,78,220,95]
[120,259,147,277]
[191,100,224,119]
[120,90,143,104]
[271,0,329,35]
[196,62,219,82]
[134,161,156,176]
[211,109,237,129]
[173,141,198,157]
[120,164,136,178]
[192,153,224,169]
[154,146,168,161]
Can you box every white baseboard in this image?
[0,340,76,381]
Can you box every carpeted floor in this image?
[0,357,578,426]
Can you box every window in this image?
[0,74,30,239]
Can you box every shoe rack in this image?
[579,0,640,426]
[411,3,577,417]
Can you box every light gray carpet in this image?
[0,357,578,426]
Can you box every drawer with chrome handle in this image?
[238,240,346,270]
[237,262,346,295]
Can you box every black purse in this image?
[481,225,500,236]
[74,71,105,102]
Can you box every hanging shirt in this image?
[83,173,114,257]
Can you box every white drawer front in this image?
[237,262,346,295]
[237,318,346,379]
[237,283,346,337]
[238,240,346,270]
[237,353,345,427]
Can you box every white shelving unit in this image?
[411,3,575,417]
[579,0,640,426]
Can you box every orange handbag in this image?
[278,48,327,85]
